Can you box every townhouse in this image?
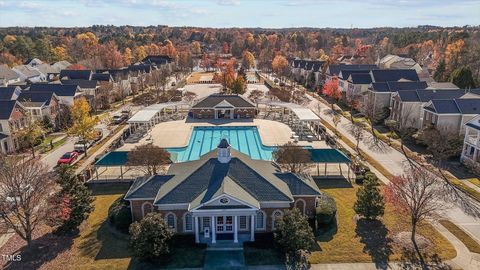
[16,91,60,121]
[364,81,427,114]
[390,89,480,129]
[0,64,22,86]
[0,100,27,154]
[29,83,82,106]
[460,115,480,172]
[422,98,480,135]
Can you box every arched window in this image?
[255,211,266,230]
[166,213,176,231]
[141,202,153,218]
[294,199,306,215]
[272,210,283,230]
[183,213,193,232]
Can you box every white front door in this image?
[216,216,233,233]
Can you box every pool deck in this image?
[118,119,328,151]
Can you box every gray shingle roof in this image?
[155,157,292,204]
[29,83,79,97]
[274,173,321,196]
[370,81,428,93]
[0,65,20,81]
[370,69,419,83]
[425,98,480,114]
[0,86,20,100]
[327,64,378,76]
[59,70,92,80]
[125,175,174,200]
[339,70,372,80]
[426,100,460,114]
[91,73,112,82]
[0,100,17,120]
[348,73,372,84]
[61,79,98,89]
[17,91,55,107]
[397,89,474,102]
[192,94,255,108]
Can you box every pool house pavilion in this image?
[124,139,321,244]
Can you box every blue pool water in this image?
[167,126,276,162]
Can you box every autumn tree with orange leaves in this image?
[322,76,342,108]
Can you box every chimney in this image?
[217,138,231,163]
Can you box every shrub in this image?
[316,193,337,226]
[129,213,174,261]
[108,197,132,233]
[274,208,316,256]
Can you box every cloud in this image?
[217,0,240,6]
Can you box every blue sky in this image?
[0,0,479,28]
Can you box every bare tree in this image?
[361,99,387,144]
[127,144,172,176]
[183,91,198,104]
[349,122,364,154]
[248,89,265,103]
[0,155,56,247]
[273,142,311,173]
[385,166,446,269]
[150,68,171,101]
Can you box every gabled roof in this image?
[348,73,372,84]
[59,69,92,80]
[91,73,113,82]
[35,63,57,75]
[370,69,419,83]
[0,65,20,81]
[153,150,293,205]
[339,69,372,80]
[425,98,480,114]
[29,83,79,97]
[128,64,152,73]
[96,69,130,80]
[13,65,42,78]
[0,100,18,120]
[397,89,474,102]
[142,55,173,65]
[327,64,378,76]
[124,175,174,200]
[189,176,261,210]
[274,173,321,196]
[370,81,428,93]
[192,94,255,108]
[61,79,98,89]
[465,115,480,131]
[0,86,20,100]
[17,91,56,107]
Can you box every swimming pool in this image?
[167,126,275,162]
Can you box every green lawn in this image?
[309,179,456,264]
[71,186,205,270]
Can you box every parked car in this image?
[74,140,92,152]
[112,114,127,124]
[57,151,79,165]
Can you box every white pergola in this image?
[127,101,190,131]
[256,100,322,140]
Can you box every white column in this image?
[194,216,199,243]
[250,214,255,241]
[211,216,216,244]
[234,215,238,243]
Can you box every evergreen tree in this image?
[433,59,446,82]
[354,173,385,220]
[274,208,316,256]
[55,165,94,232]
[450,66,476,89]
